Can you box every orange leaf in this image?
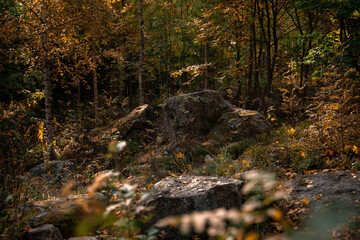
[245,232,259,240]
[300,198,310,205]
[176,152,184,159]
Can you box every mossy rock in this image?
[162,90,233,141]
[23,193,108,238]
[211,108,270,142]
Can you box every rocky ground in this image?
[7,90,360,240]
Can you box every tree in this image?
[296,0,360,73]
[40,0,55,159]
[138,0,145,105]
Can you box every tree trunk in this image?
[263,0,273,110]
[204,43,209,89]
[76,78,81,107]
[138,0,145,105]
[248,40,253,99]
[41,0,55,159]
[253,0,261,99]
[92,65,98,124]
[257,0,281,113]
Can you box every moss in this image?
[225,139,256,158]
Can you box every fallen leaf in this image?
[300,198,310,205]
[312,194,323,200]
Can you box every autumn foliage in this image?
[1,0,360,239]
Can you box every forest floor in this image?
[1,87,360,239]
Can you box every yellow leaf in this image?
[37,122,44,143]
[300,198,310,205]
[147,183,153,189]
[330,104,339,110]
[201,142,212,146]
[353,146,359,154]
[168,172,179,178]
[345,145,352,151]
[287,128,296,135]
[176,152,184,159]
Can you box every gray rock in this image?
[24,224,62,240]
[25,193,108,238]
[162,90,233,141]
[29,161,74,183]
[287,171,360,212]
[210,108,269,142]
[135,175,244,227]
[161,90,269,143]
[89,104,154,142]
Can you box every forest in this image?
[1,0,360,239]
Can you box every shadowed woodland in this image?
[1,0,360,239]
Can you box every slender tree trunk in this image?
[92,65,98,124]
[300,44,306,87]
[204,43,209,89]
[138,0,145,105]
[253,0,261,99]
[254,41,262,99]
[235,41,241,92]
[41,0,55,159]
[233,39,242,105]
[248,40,253,98]
[180,1,187,86]
[256,0,266,105]
[76,79,81,107]
[263,0,273,106]
[258,0,280,112]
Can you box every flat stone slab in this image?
[23,224,62,240]
[136,175,244,226]
[29,161,74,183]
[287,171,360,212]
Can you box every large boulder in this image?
[162,90,233,141]
[288,171,360,212]
[135,175,244,228]
[161,90,269,143]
